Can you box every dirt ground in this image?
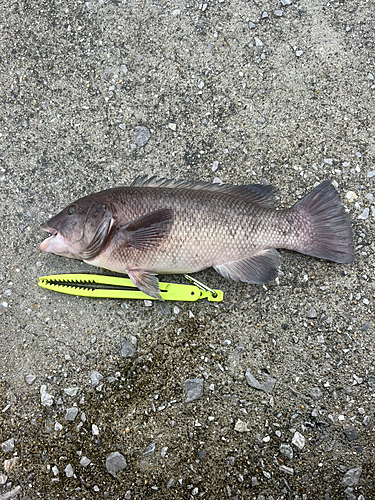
[1,0,374,499]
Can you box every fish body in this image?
[40,177,354,299]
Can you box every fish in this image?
[40,176,355,300]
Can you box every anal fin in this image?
[127,270,163,300]
[214,249,280,284]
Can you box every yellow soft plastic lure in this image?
[38,274,223,302]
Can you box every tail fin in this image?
[291,181,355,264]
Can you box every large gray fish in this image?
[40,176,354,299]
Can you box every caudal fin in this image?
[291,181,355,264]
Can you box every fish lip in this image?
[40,223,58,236]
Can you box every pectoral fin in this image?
[114,208,173,250]
[127,270,163,300]
[214,249,280,284]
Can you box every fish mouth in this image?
[40,222,58,235]
[40,223,58,252]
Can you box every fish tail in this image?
[290,181,355,264]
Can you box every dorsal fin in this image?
[130,176,276,208]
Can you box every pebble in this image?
[245,369,276,393]
[0,486,21,499]
[168,123,177,131]
[341,466,362,487]
[65,407,79,421]
[183,378,204,403]
[212,160,219,172]
[92,424,99,436]
[346,191,357,203]
[357,208,369,220]
[254,37,263,48]
[296,50,304,57]
[106,452,127,477]
[279,443,293,460]
[124,491,131,499]
[64,464,74,477]
[0,474,8,485]
[121,338,136,358]
[292,431,305,450]
[1,438,14,453]
[134,126,151,147]
[281,0,292,4]
[367,170,375,178]
[25,374,36,385]
[274,10,283,16]
[234,420,250,432]
[307,307,317,318]
[64,387,78,397]
[144,442,156,456]
[343,427,359,441]
[248,21,256,29]
[279,465,294,475]
[40,385,54,407]
[80,456,91,467]
[90,371,103,387]
[309,387,322,400]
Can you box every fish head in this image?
[40,196,114,260]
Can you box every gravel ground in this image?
[1,1,374,499]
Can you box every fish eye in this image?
[67,205,76,216]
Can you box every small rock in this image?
[52,465,59,476]
[124,492,131,500]
[367,170,375,178]
[261,11,269,19]
[64,387,79,397]
[80,456,91,467]
[274,10,283,16]
[168,123,177,131]
[212,160,219,172]
[245,369,276,393]
[279,443,293,460]
[307,307,317,319]
[144,442,156,456]
[183,378,204,403]
[251,476,259,486]
[1,438,15,453]
[358,208,369,220]
[65,464,74,478]
[279,465,294,475]
[296,50,304,57]
[309,387,322,400]
[234,420,250,432]
[106,452,127,477]
[134,126,151,147]
[281,0,292,4]
[341,466,362,487]
[343,427,359,441]
[248,21,256,29]
[121,338,136,358]
[0,486,21,498]
[4,457,19,472]
[0,474,8,485]
[254,37,263,47]
[90,371,103,388]
[346,191,357,203]
[292,431,305,450]
[40,385,54,407]
[25,374,36,385]
[65,407,79,422]
[92,424,99,436]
